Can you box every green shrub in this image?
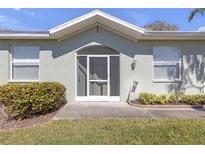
[137,92,205,105]
[137,92,157,105]
[180,94,205,105]
[0,82,66,119]
[168,92,185,104]
[155,95,168,105]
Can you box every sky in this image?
[0,8,205,31]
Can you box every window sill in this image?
[153,79,182,83]
[8,80,40,83]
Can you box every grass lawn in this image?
[0,119,205,144]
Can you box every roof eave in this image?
[0,33,52,40]
[141,31,205,40]
[139,36,205,40]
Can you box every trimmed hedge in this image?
[0,82,66,119]
[137,92,205,105]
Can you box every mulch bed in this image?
[128,100,205,108]
[0,111,56,130]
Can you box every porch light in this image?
[131,57,137,70]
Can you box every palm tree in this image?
[188,8,205,22]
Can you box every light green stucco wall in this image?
[0,26,205,101]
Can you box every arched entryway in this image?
[76,44,120,101]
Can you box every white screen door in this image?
[88,56,109,101]
[76,55,119,101]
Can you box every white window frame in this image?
[153,46,182,82]
[10,45,40,82]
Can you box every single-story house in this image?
[0,10,205,102]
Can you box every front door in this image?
[76,55,120,101]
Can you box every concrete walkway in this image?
[53,102,205,120]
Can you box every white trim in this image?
[76,96,120,102]
[74,51,77,100]
[89,80,107,82]
[153,79,183,83]
[0,33,50,39]
[49,10,145,34]
[8,80,40,83]
[48,10,144,41]
[12,63,40,66]
[10,45,40,82]
[153,61,180,65]
[107,56,110,98]
[9,45,12,81]
[87,54,119,57]
[77,54,120,57]
[204,82,205,95]
[13,59,40,63]
[87,56,89,97]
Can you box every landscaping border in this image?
[127,100,205,108]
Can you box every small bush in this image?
[136,92,205,105]
[0,82,66,119]
[137,92,157,105]
[168,92,185,104]
[155,95,168,105]
[180,94,205,105]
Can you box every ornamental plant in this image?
[0,82,66,119]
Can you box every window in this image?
[153,46,181,81]
[11,46,40,80]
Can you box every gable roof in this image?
[49,10,145,39]
[1,10,205,40]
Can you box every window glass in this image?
[154,47,179,61]
[12,46,39,80]
[154,46,180,80]
[154,64,179,80]
[13,46,39,60]
[12,65,39,80]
